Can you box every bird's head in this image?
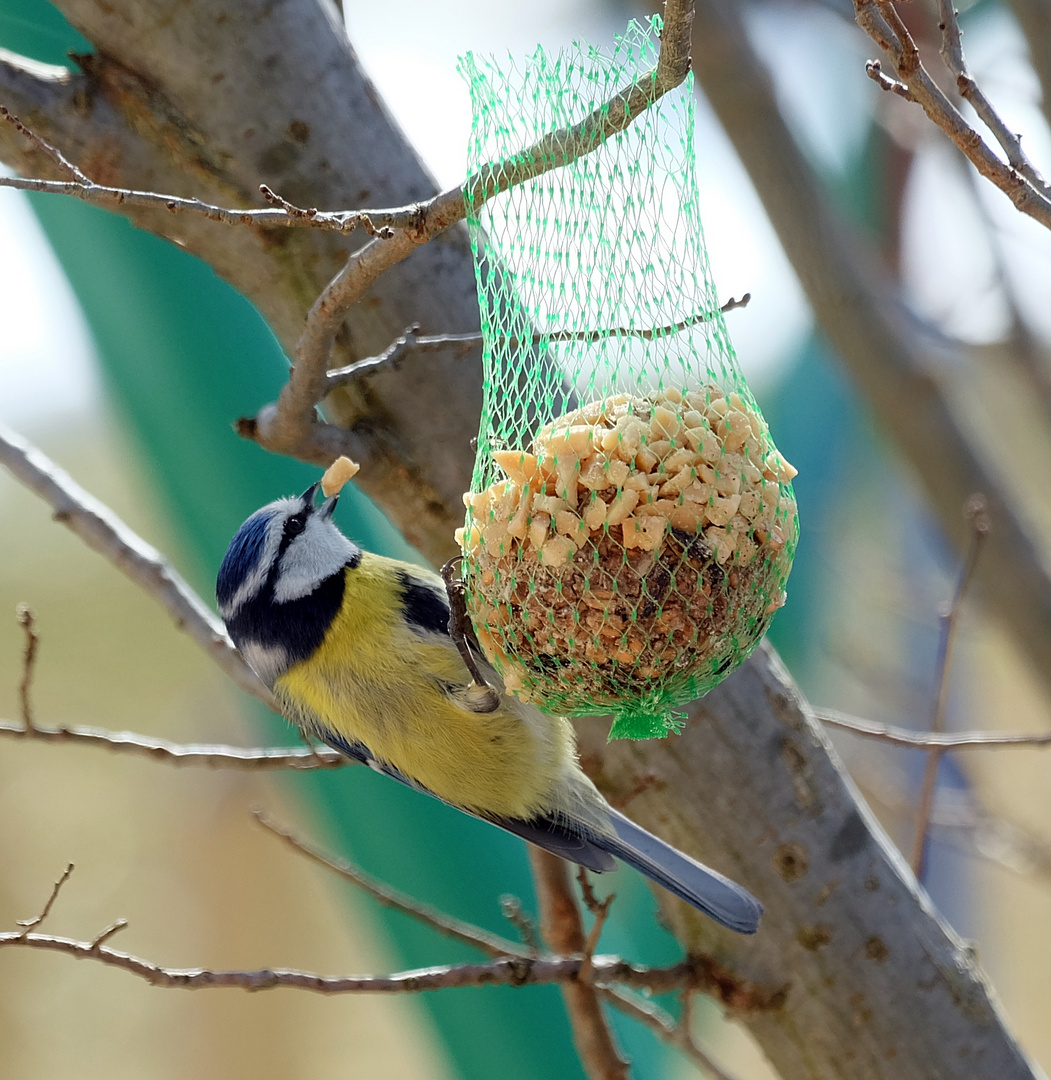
[216,483,360,682]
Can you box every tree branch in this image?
[325,295,752,389]
[530,849,630,1080]
[0,15,485,569]
[0,421,275,708]
[254,810,528,959]
[934,0,1047,191]
[816,710,1051,751]
[574,640,1041,1080]
[910,497,989,877]
[595,987,742,1080]
[0,717,344,769]
[0,928,730,997]
[853,0,1051,228]
[16,864,75,933]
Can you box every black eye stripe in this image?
[284,512,307,538]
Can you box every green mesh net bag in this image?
[455,17,799,740]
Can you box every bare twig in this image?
[1,105,86,182]
[853,0,1051,229]
[0,173,366,230]
[935,0,1047,191]
[0,928,713,996]
[253,810,527,959]
[910,495,990,878]
[499,895,542,955]
[575,867,614,985]
[326,295,752,389]
[0,114,396,235]
[89,920,129,951]
[258,183,318,220]
[0,717,345,769]
[817,709,1051,750]
[15,604,38,732]
[17,864,74,933]
[0,421,275,709]
[530,849,630,1080]
[597,987,741,1080]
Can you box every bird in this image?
[216,482,762,934]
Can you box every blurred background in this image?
[2,1,1051,1077]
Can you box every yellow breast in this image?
[274,556,566,819]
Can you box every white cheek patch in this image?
[273,517,358,603]
[239,640,292,686]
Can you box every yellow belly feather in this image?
[275,555,565,819]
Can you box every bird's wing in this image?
[316,728,615,873]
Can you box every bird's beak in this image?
[299,481,321,506]
[318,494,340,520]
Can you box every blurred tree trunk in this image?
[0,1,1044,1078]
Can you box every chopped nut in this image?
[493,450,541,486]
[583,495,608,530]
[321,456,360,497]
[528,512,551,550]
[540,535,573,567]
[606,488,640,526]
[706,493,741,527]
[635,446,659,472]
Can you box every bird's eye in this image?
[285,513,307,538]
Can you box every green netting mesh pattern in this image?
[457,17,798,739]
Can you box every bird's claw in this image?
[441,556,500,712]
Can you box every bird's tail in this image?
[592,808,763,934]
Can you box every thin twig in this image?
[910,495,990,878]
[0,930,707,996]
[1,105,87,182]
[576,867,614,985]
[89,920,129,951]
[0,717,346,769]
[816,709,1051,750]
[597,987,741,1080]
[499,895,542,955]
[853,0,1051,230]
[0,115,377,234]
[17,864,74,933]
[253,810,527,959]
[15,604,38,732]
[530,849,630,1080]
[0,421,275,709]
[935,0,1047,190]
[326,296,752,389]
[258,183,318,219]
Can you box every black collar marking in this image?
[397,571,451,636]
[225,563,347,667]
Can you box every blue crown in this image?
[217,509,276,606]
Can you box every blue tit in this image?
[217,483,762,934]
